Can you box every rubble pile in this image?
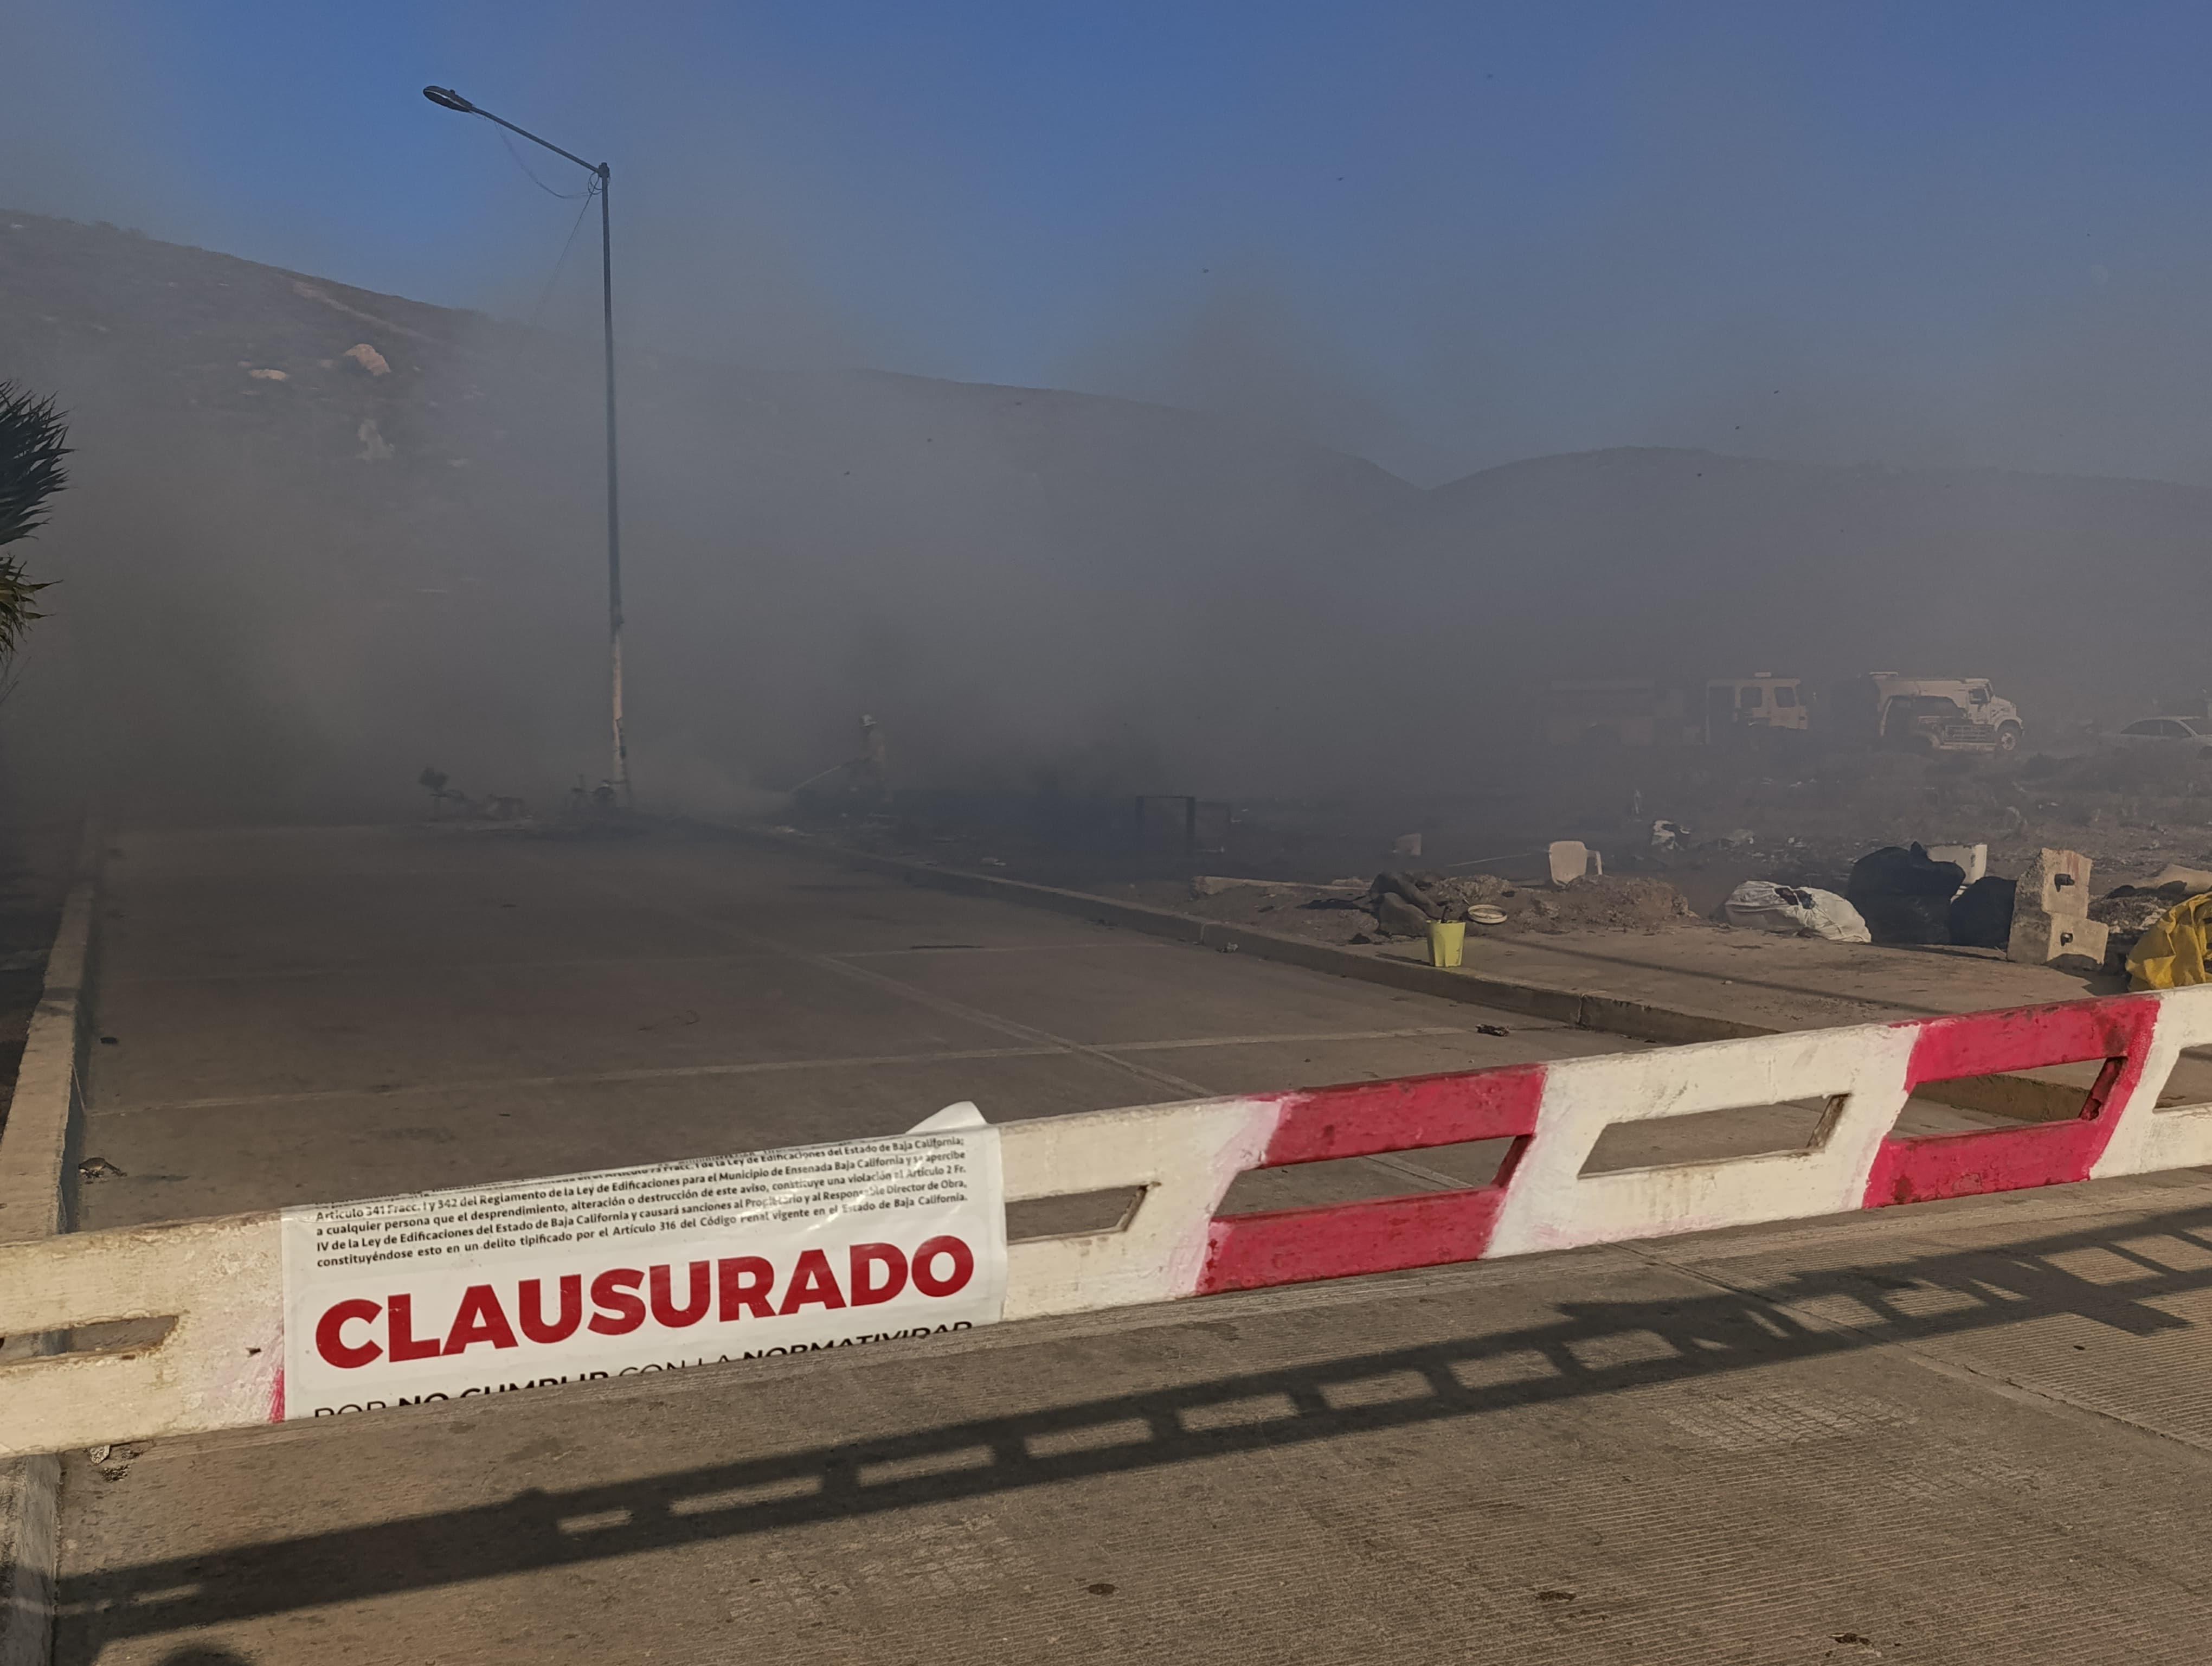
[2092,887,2183,972]
[2092,869,2212,976]
[1302,870,1692,941]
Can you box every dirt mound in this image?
[1510,874,1694,934]
[1373,869,1695,934]
[1169,869,1696,944]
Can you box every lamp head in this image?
[422,86,477,114]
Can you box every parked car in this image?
[2109,716,2212,748]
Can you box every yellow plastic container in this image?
[1426,920,1467,969]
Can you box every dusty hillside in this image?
[5,210,2211,823]
[0,211,1415,819]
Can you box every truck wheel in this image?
[1995,722,2022,753]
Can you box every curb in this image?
[722,825,2084,1123]
[0,832,102,1666]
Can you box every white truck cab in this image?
[1859,674,2023,753]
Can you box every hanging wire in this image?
[526,175,600,328]
[499,129,590,200]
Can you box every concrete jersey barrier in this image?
[4,986,2212,1459]
[0,854,101,1666]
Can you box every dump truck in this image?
[1832,674,2023,753]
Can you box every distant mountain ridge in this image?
[1409,442,2212,715]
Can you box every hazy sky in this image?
[12,1,2212,484]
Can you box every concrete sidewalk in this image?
[57,1167,2212,1664]
[1422,921,2114,1033]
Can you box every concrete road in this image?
[73,823,1650,1229]
[58,823,2212,1664]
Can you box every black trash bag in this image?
[1847,843,1967,944]
[1850,843,1966,898]
[1948,875,2018,949]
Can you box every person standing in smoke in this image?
[855,714,888,804]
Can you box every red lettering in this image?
[588,1268,646,1335]
[777,1248,847,1315]
[718,1256,775,1320]
[518,1276,582,1344]
[314,1298,382,1369]
[388,1293,443,1361]
[650,1261,712,1328]
[443,1285,519,1355]
[849,1243,907,1306]
[911,1235,975,1298]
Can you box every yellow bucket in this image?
[1426,920,1467,969]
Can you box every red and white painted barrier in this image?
[7,988,2212,1457]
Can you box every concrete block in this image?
[1925,843,1988,887]
[2015,848,2093,918]
[2007,908,2107,970]
[1190,875,1256,899]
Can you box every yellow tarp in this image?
[2128,892,2212,989]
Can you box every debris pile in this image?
[2094,887,2184,972]
[1835,840,2113,968]
[1297,869,1691,941]
[416,765,531,823]
[2099,867,2212,977]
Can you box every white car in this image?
[2110,716,2212,748]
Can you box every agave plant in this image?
[0,381,69,658]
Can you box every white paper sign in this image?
[278,1124,1004,1419]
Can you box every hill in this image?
[0,210,1416,818]
[4,210,2210,818]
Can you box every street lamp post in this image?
[422,86,629,806]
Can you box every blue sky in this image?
[12,1,2212,483]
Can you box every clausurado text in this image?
[279,1129,1005,1418]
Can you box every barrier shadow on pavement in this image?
[57,1203,2212,1651]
